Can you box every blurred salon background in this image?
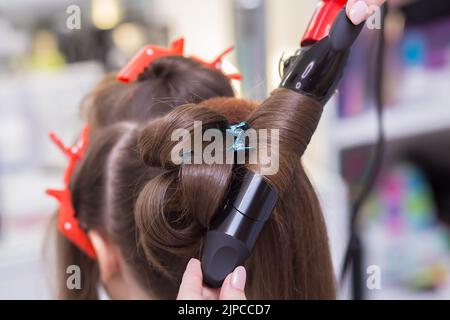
[0,0,450,299]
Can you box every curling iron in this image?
[201,0,364,288]
[280,0,363,104]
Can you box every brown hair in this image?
[81,56,235,132]
[58,88,336,299]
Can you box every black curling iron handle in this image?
[201,172,278,288]
[280,7,364,104]
[201,229,251,288]
[329,7,365,51]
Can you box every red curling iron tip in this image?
[301,0,347,47]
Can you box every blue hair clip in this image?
[180,122,253,164]
[227,121,254,152]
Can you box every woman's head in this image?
[60,89,336,300]
[81,56,235,132]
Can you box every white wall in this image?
[151,0,235,61]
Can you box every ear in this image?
[88,230,121,284]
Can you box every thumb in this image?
[346,0,369,25]
[177,258,204,300]
[219,266,247,300]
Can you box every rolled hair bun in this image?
[199,97,258,124]
[134,92,335,299]
[135,98,258,277]
[135,92,321,259]
[138,98,257,168]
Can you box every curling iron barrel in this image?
[201,172,278,288]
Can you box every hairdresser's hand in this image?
[346,0,386,25]
[177,258,247,300]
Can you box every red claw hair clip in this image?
[191,46,242,81]
[46,126,96,259]
[117,38,184,83]
[116,37,242,83]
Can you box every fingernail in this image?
[186,258,198,269]
[231,266,246,291]
[349,1,369,25]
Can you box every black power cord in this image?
[339,3,388,299]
